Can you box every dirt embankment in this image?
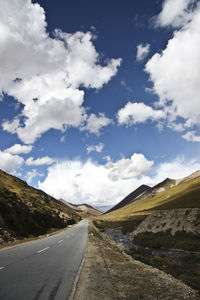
[130,208,200,237]
[74,221,199,300]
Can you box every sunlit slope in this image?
[106,184,151,214]
[104,175,200,219]
[0,169,81,240]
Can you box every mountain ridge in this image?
[104,170,200,216]
[106,184,151,214]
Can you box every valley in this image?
[0,168,200,299]
[90,170,200,295]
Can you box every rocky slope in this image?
[131,208,200,237]
[0,169,81,245]
[97,170,200,293]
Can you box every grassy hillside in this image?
[95,172,200,293]
[0,169,81,243]
[103,175,200,220]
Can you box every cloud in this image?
[182,131,200,142]
[87,143,104,154]
[0,150,24,173]
[81,113,112,135]
[152,156,200,183]
[117,1,200,141]
[144,1,200,139]
[0,0,121,144]
[25,169,44,184]
[39,153,153,207]
[105,153,154,181]
[57,30,122,89]
[4,144,32,155]
[26,156,55,166]
[136,43,150,61]
[155,0,196,27]
[117,102,165,125]
[14,92,86,144]
[39,155,200,207]
[2,119,20,134]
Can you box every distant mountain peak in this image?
[105,184,151,214]
[105,169,200,216]
[58,199,102,216]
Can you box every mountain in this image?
[105,172,199,217]
[96,170,200,293]
[0,169,81,245]
[59,199,103,217]
[106,184,151,214]
[99,169,200,250]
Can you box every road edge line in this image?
[68,238,88,300]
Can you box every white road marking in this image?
[58,240,63,243]
[66,236,70,238]
[0,267,5,270]
[37,247,50,253]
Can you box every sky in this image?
[0,0,200,210]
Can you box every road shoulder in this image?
[74,220,199,300]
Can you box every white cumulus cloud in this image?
[0,0,121,144]
[39,153,154,207]
[155,0,197,27]
[136,43,150,61]
[0,151,24,173]
[81,113,112,135]
[4,144,32,155]
[26,156,55,166]
[117,102,165,125]
[105,153,154,181]
[144,0,200,140]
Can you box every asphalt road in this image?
[0,219,88,300]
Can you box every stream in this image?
[103,229,188,258]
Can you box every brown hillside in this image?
[0,169,81,244]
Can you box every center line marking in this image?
[37,247,50,253]
[0,267,5,270]
[58,240,63,243]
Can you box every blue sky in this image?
[0,0,200,210]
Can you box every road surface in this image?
[0,219,88,300]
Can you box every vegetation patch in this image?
[127,247,200,294]
[93,214,146,233]
[133,230,200,251]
